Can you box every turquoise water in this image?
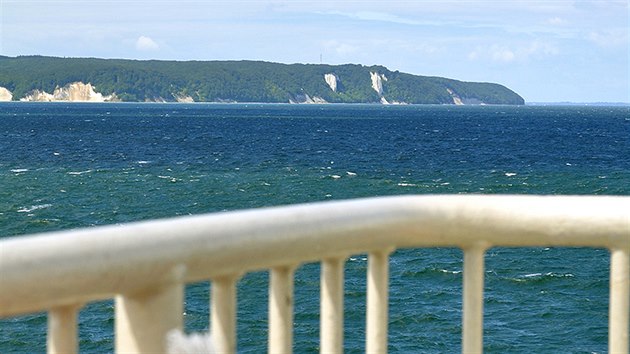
[1,103,629,352]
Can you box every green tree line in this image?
[0,56,524,104]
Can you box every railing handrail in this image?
[2,194,628,317]
[1,194,629,354]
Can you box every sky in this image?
[0,0,628,103]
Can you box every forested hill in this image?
[0,56,525,104]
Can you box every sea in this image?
[1,103,629,353]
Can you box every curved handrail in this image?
[1,194,628,317]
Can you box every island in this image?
[0,56,524,105]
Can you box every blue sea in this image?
[1,103,629,353]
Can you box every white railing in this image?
[1,195,628,353]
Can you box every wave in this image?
[67,170,93,175]
[508,272,574,284]
[17,204,53,213]
[401,266,462,278]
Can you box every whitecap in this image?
[505,172,517,177]
[17,204,52,213]
[67,170,93,175]
[158,175,178,182]
[439,269,462,275]
[331,175,341,179]
[523,273,542,278]
[346,171,357,176]
[10,169,28,173]
[137,161,151,164]
[397,183,416,187]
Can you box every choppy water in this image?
[1,103,629,353]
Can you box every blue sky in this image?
[1,0,628,103]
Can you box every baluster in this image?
[47,303,82,354]
[320,257,345,354]
[610,248,629,354]
[462,245,486,354]
[367,249,392,353]
[269,265,296,354]
[115,266,185,353]
[211,274,240,354]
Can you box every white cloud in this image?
[587,30,628,48]
[135,36,159,51]
[327,11,421,25]
[468,41,558,63]
[547,17,567,25]
[468,45,516,63]
[526,41,559,56]
[322,40,359,56]
[491,46,516,62]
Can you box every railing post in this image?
[115,265,185,353]
[367,249,392,354]
[211,274,240,354]
[47,303,82,354]
[269,265,296,354]
[320,257,345,354]
[610,248,629,354]
[462,244,487,354]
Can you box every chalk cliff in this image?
[370,72,390,104]
[324,73,338,92]
[289,93,328,104]
[20,82,117,102]
[0,87,13,101]
[446,88,486,105]
[447,88,464,105]
[174,94,194,103]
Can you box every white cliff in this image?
[20,82,117,102]
[370,72,391,104]
[324,73,338,92]
[289,93,327,104]
[446,88,485,105]
[446,88,464,105]
[370,72,388,96]
[174,94,194,103]
[0,87,13,101]
[20,90,55,102]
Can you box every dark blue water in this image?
[1,103,629,353]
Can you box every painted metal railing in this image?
[1,195,628,353]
